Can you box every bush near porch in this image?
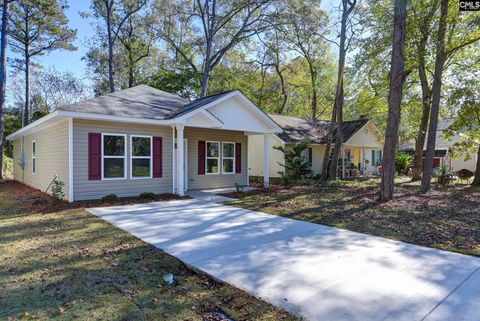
[0,181,299,321]
[224,178,480,257]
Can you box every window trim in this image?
[32,140,36,175]
[205,140,220,175]
[221,141,235,175]
[130,134,153,179]
[101,133,127,180]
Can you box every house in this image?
[7,85,282,201]
[249,114,384,179]
[401,118,478,172]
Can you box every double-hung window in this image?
[32,141,36,174]
[222,142,235,174]
[130,135,152,179]
[206,141,220,174]
[102,134,126,179]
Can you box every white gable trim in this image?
[344,120,383,146]
[175,91,282,133]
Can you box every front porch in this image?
[337,145,383,179]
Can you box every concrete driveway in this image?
[87,192,480,321]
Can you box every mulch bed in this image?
[2,180,190,214]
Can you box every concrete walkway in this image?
[87,192,480,321]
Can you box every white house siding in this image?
[448,152,477,172]
[184,127,248,189]
[72,119,173,201]
[12,119,70,200]
[207,96,273,133]
[345,123,383,148]
[248,134,284,178]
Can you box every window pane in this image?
[207,159,218,173]
[223,159,233,173]
[104,158,124,178]
[223,143,234,157]
[207,142,219,157]
[132,159,151,177]
[32,158,36,173]
[132,137,151,156]
[104,135,125,156]
[32,142,36,155]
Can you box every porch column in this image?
[342,146,345,179]
[263,134,270,188]
[362,147,365,176]
[176,125,184,196]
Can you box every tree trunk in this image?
[379,0,407,201]
[0,0,9,179]
[106,3,115,93]
[307,59,317,120]
[421,0,448,192]
[128,45,134,87]
[328,81,344,180]
[321,108,336,180]
[24,52,30,126]
[411,37,431,181]
[472,145,480,186]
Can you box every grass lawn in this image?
[223,178,480,257]
[0,181,299,321]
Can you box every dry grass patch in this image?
[0,181,300,321]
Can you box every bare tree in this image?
[379,0,408,201]
[327,0,356,180]
[154,0,273,97]
[91,0,147,93]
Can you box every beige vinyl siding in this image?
[248,134,284,178]
[185,127,248,189]
[73,119,173,201]
[12,119,70,200]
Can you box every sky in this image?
[7,0,338,83]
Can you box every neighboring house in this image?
[401,118,478,172]
[249,114,384,179]
[7,85,282,201]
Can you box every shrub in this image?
[139,192,156,199]
[274,141,312,186]
[395,152,412,175]
[51,178,65,202]
[101,194,118,203]
[234,182,244,193]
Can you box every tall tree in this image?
[91,0,147,93]
[8,0,76,126]
[0,0,14,180]
[379,0,407,201]
[154,0,274,97]
[421,0,449,191]
[327,0,357,180]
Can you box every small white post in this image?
[342,146,345,179]
[176,125,184,196]
[263,134,270,188]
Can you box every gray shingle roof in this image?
[58,85,235,120]
[268,114,369,144]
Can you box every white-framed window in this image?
[222,142,235,174]
[206,141,220,174]
[130,135,152,179]
[102,133,126,180]
[32,140,36,174]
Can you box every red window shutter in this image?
[153,137,163,178]
[235,142,241,174]
[198,141,206,175]
[88,133,101,180]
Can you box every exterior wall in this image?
[73,119,173,201]
[345,122,383,148]
[448,152,477,172]
[310,145,326,176]
[184,127,248,189]
[12,119,70,199]
[248,134,284,178]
